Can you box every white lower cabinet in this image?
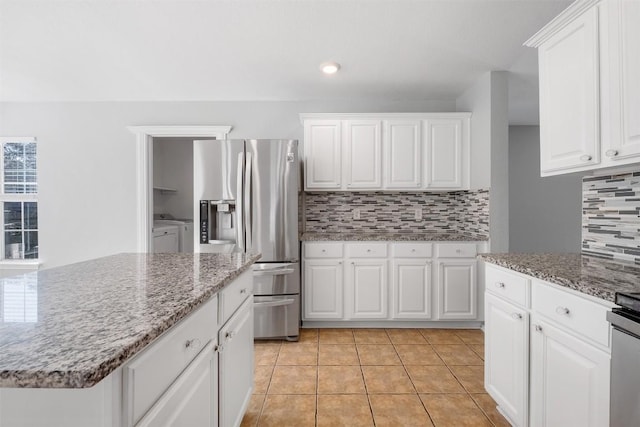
[437,260,476,320]
[484,293,528,427]
[347,259,388,319]
[392,259,431,319]
[218,297,254,427]
[137,341,218,427]
[529,316,610,427]
[302,241,482,323]
[484,263,613,427]
[303,259,343,319]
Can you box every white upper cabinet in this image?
[345,120,383,189]
[384,120,422,189]
[301,113,470,191]
[304,120,342,189]
[424,118,465,189]
[526,0,640,176]
[538,7,600,174]
[603,0,640,162]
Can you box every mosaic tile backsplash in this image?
[583,170,640,263]
[303,189,490,238]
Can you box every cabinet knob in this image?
[185,338,200,349]
[511,313,523,320]
[367,249,371,252]
[555,306,570,316]
[226,331,235,340]
[534,324,543,332]
[240,288,248,294]
[338,261,342,265]
[351,262,355,265]
[411,249,416,252]
[579,154,593,162]
[495,282,505,289]
[322,249,326,253]
[606,149,619,157]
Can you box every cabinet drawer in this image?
[485,265,529,307]
[220,269,252,324]
[346,242,388,258]
[436,243,477,258]
[532,280,611,348]
[304,242,344,258]
[392,243,432,258]
[124,295,217,426]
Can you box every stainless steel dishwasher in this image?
[607,292,640,427]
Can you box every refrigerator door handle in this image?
[236,152,244,251]
[244,152,252,251]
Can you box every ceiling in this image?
[0,0,571,124]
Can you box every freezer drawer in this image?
[254,295,300,340]
[253,262,300,295]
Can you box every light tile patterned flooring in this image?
[241,328,510,427]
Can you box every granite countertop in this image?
[301,232,489,242]
[0,252,260,389]
[480,253,640,303]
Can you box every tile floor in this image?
[240,328,510,427]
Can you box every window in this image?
[0,137,38,261]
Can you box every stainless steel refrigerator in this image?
[194,139,300,340]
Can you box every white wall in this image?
[0,99,455,269]
[509,126,582,252]
[456,71,509,252]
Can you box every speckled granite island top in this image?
[0,252,260,389]
[301,232,488,242]
[480,253,640,303]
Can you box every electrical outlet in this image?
[353,208,361,220]
[414,208,422,221]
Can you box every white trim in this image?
[128,126,232,253]
[0,260,41,270]
[0,137,37,143]
[299,112,471,124]
[524,0,603,47]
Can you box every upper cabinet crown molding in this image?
[299,112,471,123]
[524,0,603,47]
[302,113,471,191]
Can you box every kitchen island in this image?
[0,252,260,427]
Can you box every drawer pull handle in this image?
[495,282,505,289]
[580,154,593,162]
[322,249,326,253]
[185,338,200,349]
[605,149,619,157]
[367,249,371,252]
[511,313,522,320]
[411,249,416,252]
[555,306,570,316]
[534,324,543,332]
[240,288,248,294]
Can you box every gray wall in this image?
[509,125,582,253]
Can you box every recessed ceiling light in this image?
[320,61,341,75]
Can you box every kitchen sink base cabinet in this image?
[0,270,254,427]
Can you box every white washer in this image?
[154,220,194,253]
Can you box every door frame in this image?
[128,125,232,252]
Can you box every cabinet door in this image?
[304,120,342,189]
[345,120,382,189]
[303,260,343,319]
[348,259,388,319]
[423,118,465,189]
[153,229,179,253]
[530,317,610,427]
[437,260,476,319]
[538,8,600,174]
[392,259,431,319]
[384,120,421,189]
[484,293,528,427]
[137,341,218,427]
[604,0,640,162]
[219,297,254,427]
